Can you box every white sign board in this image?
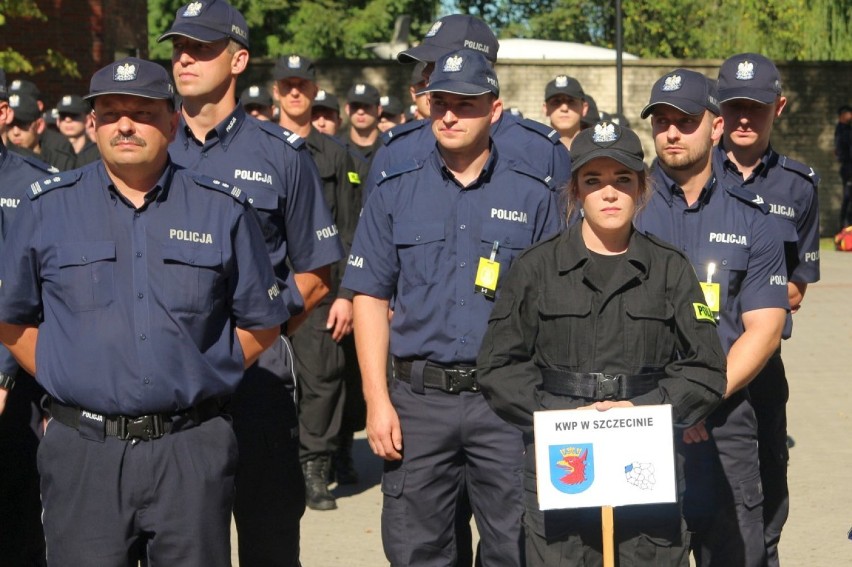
[533,404,676,510]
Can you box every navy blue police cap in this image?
[398,15,498,64]
[641,68,719,118]
[9,93,41,123]
[380,95,404,117]
[240,85,272,108]
[717,53,782,104]
[418,49,499,98]
[84,58,175,103]
[313,90,339,113]
[545,75,585,101]
[158,0,249,49]
[273,55,315,82]
[571,121,645,173]
[57,94,91,115]
[347,83,380,106]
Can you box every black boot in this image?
[334,434,359,485]
[303,457,337,511]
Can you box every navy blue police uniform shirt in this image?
[342,145,560,365]
[169,104,344,315]
[0,140,58,375]
[712,143,820,284]
[634,163,789,352]
[362,112,572,205]
[0,161,288,416]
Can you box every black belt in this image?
[393,358,480,394]
[48,397,223,441]
[541,369,666,401]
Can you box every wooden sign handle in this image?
[602,505,615,567]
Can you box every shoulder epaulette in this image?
[516,118,562,145]
[724,183,769,214]
[192,174,248,204]
[778,155,820,187]
[375,159,423,185]
[18,153,59,175]
[507,159,556,191]
[257,121,306,150]
[28,170,81,200]
[380,119,428,146]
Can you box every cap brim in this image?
[158,25,229,44]
[418,80,492,97]
[640,100,706,119]
[572,149,645,173]
[272,70,314,81]
[546,89,584,101]
[84,90,173,101]
[397,43,452,64]
[717,87,776,104]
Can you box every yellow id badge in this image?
[700,282,721,316]
[475,258,500,299]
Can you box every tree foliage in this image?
[148,0,439,60]
[0,0,79,76]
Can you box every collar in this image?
[430,141,498,188]
[716,141,776,181]
[651,160,716,207]
[556,222,652,278]
[178,104,246,152]
[99,159,175,209]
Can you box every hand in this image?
[326,298,354,342]
[682,421,710,444]
[578,400,634,411]
[0,387,7,415]
[366,397,403,461]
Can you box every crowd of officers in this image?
[0,1,819,566]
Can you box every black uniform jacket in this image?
[477,223,727,439]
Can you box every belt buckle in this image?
[120,415,164,441]
[445,368,478,394]
[595,374,622,401]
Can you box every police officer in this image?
[240,84,275,121]
[56,94,100,167]
[8,78,77,161]
[158,1,344,564]
[343,81,383,179]
[343,49,560,567]
[378,95,406,133]
[7,92,76,171]
[362,14,571,205]
[272,53,363,509]
[634,68,788,567]
[311,90,343,136]
[0,66,57,567]
[543,74,588,149]
[477,122,727,566]
[407,60,430,121]
[713,53,820,567]
[0,56,288,566]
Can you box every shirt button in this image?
[460,299,465,306]
[134,212,140,218]
[80,256,87,262]
[459,224,466,230]
[136,252,143,258]
[460,337,467,344]
[722,260,728,266]
[415,235,421,241]
[137,292,144,299]
[459,261,466,268]
[140,333,147,340]
[143,377,150,384]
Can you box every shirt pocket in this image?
[479,221,535,276]
[537,293,592,367]
[698,246,750,309]
[624,299,676,366]
[392,221,445,289]
[161,244,224,313]
[57,241,116,312]
[242,187,280,241]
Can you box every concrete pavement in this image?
[235,248,852,566]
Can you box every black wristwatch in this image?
[0,372,15,390]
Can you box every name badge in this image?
[701,262,721,319]
[474,241,501,299]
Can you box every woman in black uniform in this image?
[477,122,727,566]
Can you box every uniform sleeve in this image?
[792,183,820,283]
[283,148,344,273]
[534,188,562,241]
[334,149,362,300]
[551,142,572,193]
[361,143,391,207]
[229,204,290,330]
[0,197,43,326]
[630,255,727,428]
[741,212,790,313]
[341,186,398,299]
[477,256,547,436]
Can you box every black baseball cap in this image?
[273,55,315,82]
[418,49,499,98]
[571,121,645,172]
[312,90,339,112]
[240,85,272,108]
[545,75,585,101]
[9,79,40,101]
[347,83,380,106]
[717,53,782,104]
[56,94,91,115]
[158,0,249,49]
[398,15,498,64]
[380,95,404,117]
[641,68,719,119]
[84,58,175,103]
[9,94,41,123]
